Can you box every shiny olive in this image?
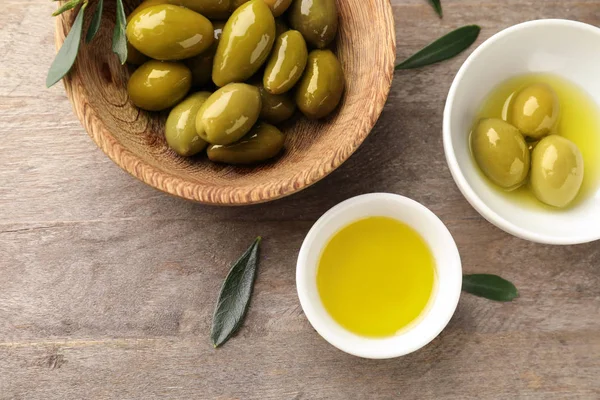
[132,0,231,18]
[229,0,290,15]
[207,123,285,164]
[126,5,214,61]
[256,83,296,124]
[170,0,231,19]
[264,0,293,16]
[264,30,308,94]
[509,83,560,139]
[275,18,289,37]
[184,21,226,88]
[165,92,211,156]
[126,0,170,65]
[212,0,275,87]
[295,50,345,119]
[288,0,338,49]
[195,83,262,145]
[128,0,169,19]
[127,60,191,111]
[471,118,530,190]
[530,135,584,208]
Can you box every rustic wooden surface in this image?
[1,0,599,399]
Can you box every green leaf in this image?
[52,0,83,16]
[46,2,87,88]
[396,25,480,70]
[462,274,518,302]
[112,0,128,64]
[85,0,104,43]
[211,237,262,348]
[428,0,443,18]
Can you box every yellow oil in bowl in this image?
[316,216,436,338]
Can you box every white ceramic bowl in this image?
[296,193,462,359]
[444,19,600,245]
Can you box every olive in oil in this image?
[316,217,436,338]
[471,74,600,209]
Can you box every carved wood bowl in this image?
[54,0,396,205]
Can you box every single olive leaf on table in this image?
[112,0,128,64]
[86,0,104,43]
[427,0,443,18]
[462,274,519,302]
[211,237,262,348]
[396,25,480,70]
[46,2,88,88]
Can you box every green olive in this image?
[207,123,285,164]
[263,30,308,95]
[213,0,275,87]
[256,83,296,124]
[195,83,262,145]
[509,83,560,139]
[126,5,214,61]
[288,0,338,49]
[184,21,225,88]
[275,18,289,37]
[128,0,169,19]
[229,0,290,15]
[127,60,191,111]
[295,49,344,119]
[471,118,530,190]
[126,0,170,65]
[530,135,584,208]
[169,0,231,19]
[165,92,211,156]
[264,0,293,16]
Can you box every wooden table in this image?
[1,1,599,398]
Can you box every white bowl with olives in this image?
[444,19,600,245]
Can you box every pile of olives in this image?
[125,0,344,165]
[471,83,584,208]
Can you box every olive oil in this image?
[472,74,600,208]
[316,217,436,338]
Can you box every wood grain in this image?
[54,0,396,205]
[1,0,600,399]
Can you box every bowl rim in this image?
[54,4,396,206]
[443,19,600,245]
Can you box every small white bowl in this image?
[296,193,462,359]
[444,19,600,245]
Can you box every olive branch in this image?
[47,0,128,88]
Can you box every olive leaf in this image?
[211,237,262,348]
[428,0,443,18]
[396,25,480,70]
[46,2,87,88]
[112,0,128,64]
[462,274,518,302]
[86,0,104,43]
[52,0,84,17]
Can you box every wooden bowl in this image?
[54,0,396,205]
